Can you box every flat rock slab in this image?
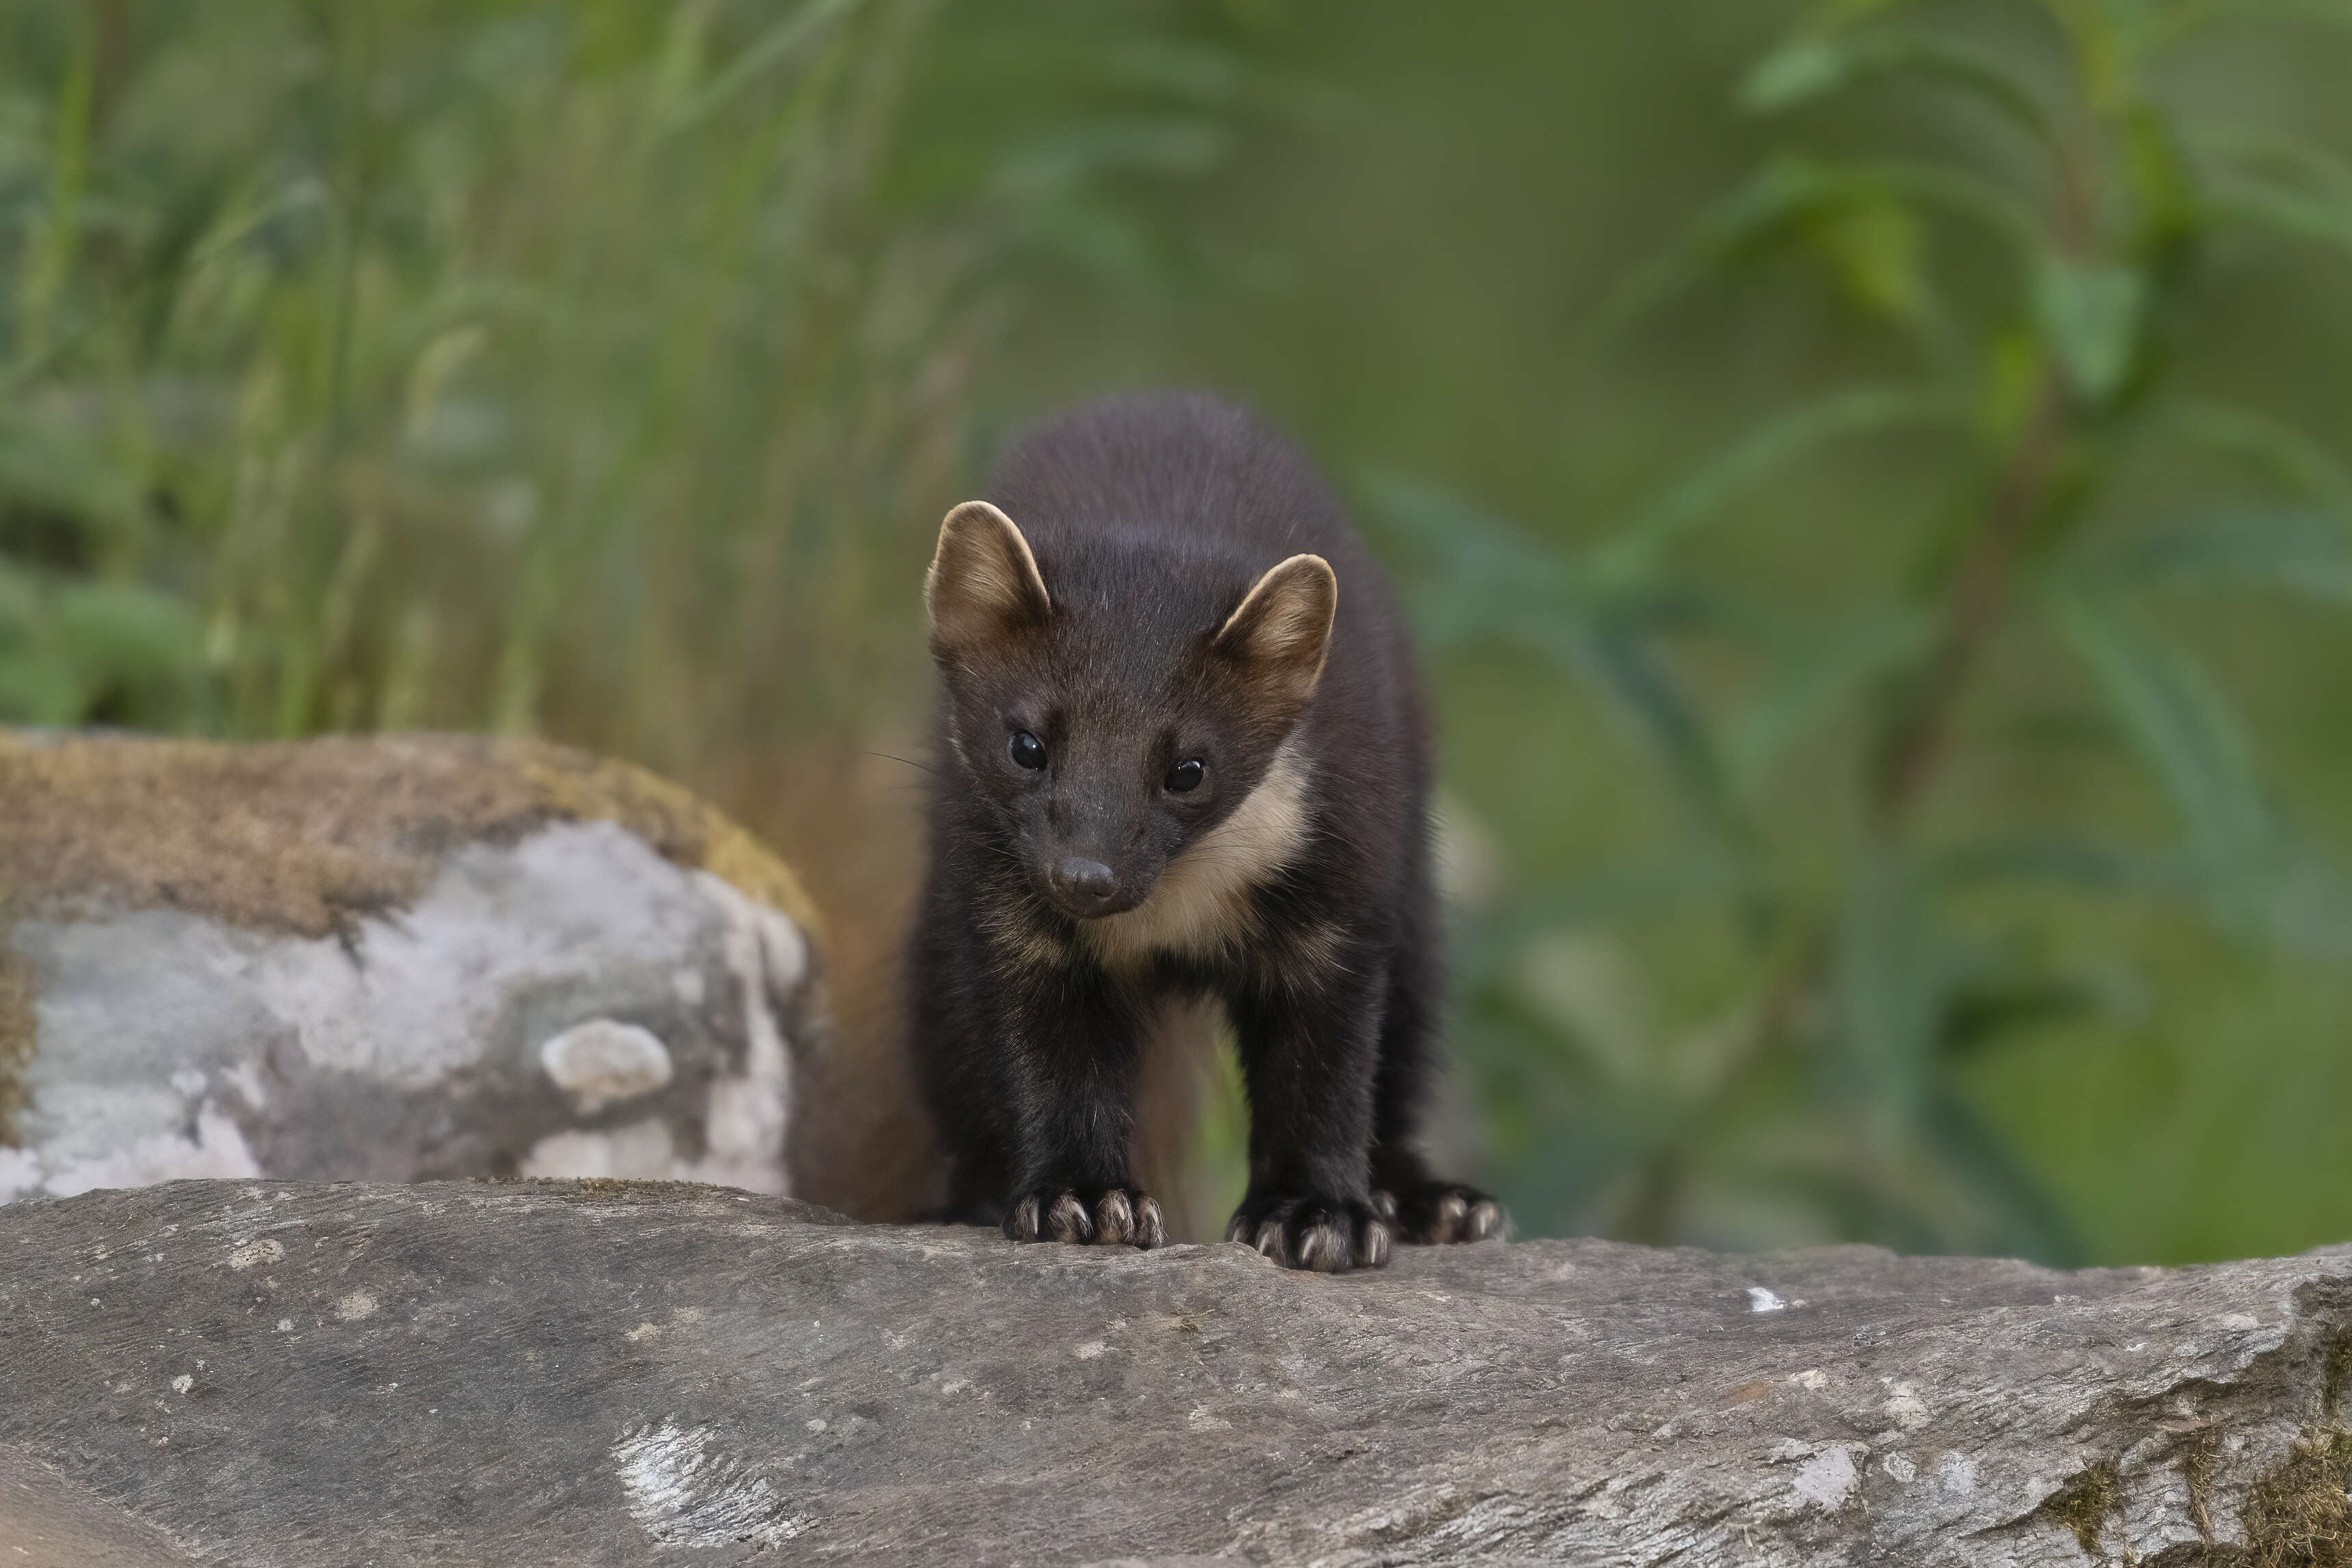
[3,1181,2348,1566]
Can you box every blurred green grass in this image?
[9,0,2352,1264]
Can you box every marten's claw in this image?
[1003,1186,1165,1249]
[1225,1194,1393,1273]
[1381,1181,1507,1244]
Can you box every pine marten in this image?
[909,393,1503,1272]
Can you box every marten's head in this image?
[924,499,1335,924]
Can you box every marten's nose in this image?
[1051,856,1117,909]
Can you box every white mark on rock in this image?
[2219,1313,2260,1331]
[1747,1286,1788,1313]
[335,1292,378,1322]
[672,968,707,1007]
[627,1322,662,1344]
[1883,1452,1917,1484]
[938,1379,969,1397]
[276,1319,293,1333]
[612,1420,810,1550]
[228,1238,285,1270]
[538,1020,675,1113]
[685,874,798,1196]
[805,1419,827,1433]
[1935,1451,1978,1496]
[1073,1341,1107,1361]
[1881,1381,1929,1429]
[1792,1368,1829,1391]
[1187,1406,1232,1433]
[1793,1448,1861,1511]
[170,1374,193,1395]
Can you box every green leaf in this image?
[1712,155,2046,259]
[2063,510,2352,602]
[1599,156,2043,331]
[2046,588,2277,912]
[2159,0,2352,44]
[2030,259,2148,406]
[1742,31,2063,154]
[1574,626,1748,844]
[0,415,149,545]
[1591,384,1971,587]
[2206,183,2352,258]
[1487,603,1751,849]
[664,0,863,138]
[2265,846,2352,958]
[2149,400,2352,521]
[1918,1092,2085,1264]
[1943,970,2128,1055]
[1831,853,1948,1135]
[1933,835,2195,898]
[991,116,1231,200]
[1356,471,1576,649]
[1725,603,1935,793]
[2036,586,2352,956]
[2195,127,2352,258]
[1807,198,1933,324]
[1105,40,1249,105]
[1361,474,1748,846]
[1480,850,1757,946]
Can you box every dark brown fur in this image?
[908,393,1501,1271]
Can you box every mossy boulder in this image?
[0,731,824,1202]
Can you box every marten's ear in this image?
[926,501,1051,662]
[1212,553,1337,711]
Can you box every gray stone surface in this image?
[3,1179,2347,1566]
[0,732,824,1205]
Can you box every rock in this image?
[0,732,825,1203]
[4,1181,2349,1566]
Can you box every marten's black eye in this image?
[1008,730,1046,770]
[1166,758,1204,793]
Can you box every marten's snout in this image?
[1049,855,1121,915]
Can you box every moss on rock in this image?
[0,948,31,1147]
[0,730,820,938]
[2242,1426,2352,1567]
[2039,1456,2122,1555]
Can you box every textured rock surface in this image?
[0,732,824,1203]
[4,1181,2349,1566]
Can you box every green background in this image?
[6,0,2352,1264]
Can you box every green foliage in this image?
[0,0,1268,758]
[12,0,2352,1263]
[1372,0,2352,1258]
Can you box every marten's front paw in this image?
[1380,1181,1506,1244]
[1003,1186,1166,1249]
[1225,1194,1393,1273]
